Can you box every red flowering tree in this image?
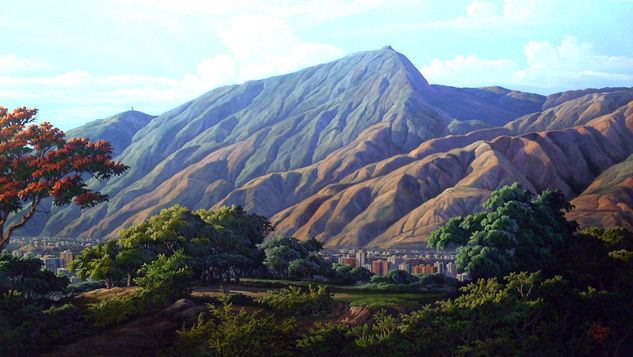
[0,106,128,251]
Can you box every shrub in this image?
[171,294,296,356]
[256,284,333,315]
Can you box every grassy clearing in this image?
[239,278,451,310]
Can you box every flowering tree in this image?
[0,106,128,251]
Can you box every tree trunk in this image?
[127,273,133,287]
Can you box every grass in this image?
[239,278,451,310]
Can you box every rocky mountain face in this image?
[14,47,633,247]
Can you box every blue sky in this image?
[1,0,632,130]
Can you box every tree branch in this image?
[0,198,41,252]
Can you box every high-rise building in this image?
[42,255,64,272]
[60,250,73,268]
[371,260,390,275]
[355,250,366,267]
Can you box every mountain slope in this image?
[271,99,633,247]
[13,47,633,248]
[66,110,156,156]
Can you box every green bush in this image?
[256,284,333,315]
[87,251,194,328]
[371,270,418,285]
[171,294,296,356]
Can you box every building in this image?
[60,250,73,268]
[447,262,457,278]
[412,264,437,275]
[42,255,64,272]
[398,261,411,274]
[457,272,470,282]
[371,260,390,275]
[338,257,356,266]
[56,268,71,276]
[434,261,446,275]
[355,250,366,267]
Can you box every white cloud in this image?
[412,0,558,29]
[0,53,51,75]
[420,55,520,87]
[1,13,343,129]
[420,35,633,90]
[217,13,343,82]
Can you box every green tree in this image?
[70,239,124,288]
[428,183,577,279]
[134,250,193,300]
[119,205,270,283]
[0,254,69,303]
[330,263,373,285]
[263,236,326,279]
[115,247,146,287]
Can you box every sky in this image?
[1,0,632,130]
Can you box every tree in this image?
[262,236,327,279]
[115,247,146,287]
[118,205,271,283]
[0,254,69,303]
[428,183,577,279]
[70,240,124,288]
[0,106,127,251]
[330,263,373,285]
[555,227,633,291]
[134,250,193,300]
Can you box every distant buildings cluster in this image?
[7,236,104,284]
[326,247,470,281]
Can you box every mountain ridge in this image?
[10,47,633,248]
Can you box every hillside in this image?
[271,99,633,247]
[11,47,633,247]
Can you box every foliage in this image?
[0,302,87,356]
[87,251,194,328]
[329,263,373,285]
[171,294,296,356]
[262,236,327,279]
[555,226,633,291]
[0,106,127,251]
[119,205,270,283]
[298,271,633,356]
[428,183,577,279]
[134,250,193,299]
[0,254,86,355]
[371,270,418,285]
[256,284,333,315]
[0,253,69,303]
[70,239,127,288]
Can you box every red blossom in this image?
[0,106,128,251]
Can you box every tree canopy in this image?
[0,106,127,251]
[428,183,577,279]
[262,236,326,279]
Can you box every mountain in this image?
[12,47,633,247]
[271,99,633,247]
[66,110,156,156]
